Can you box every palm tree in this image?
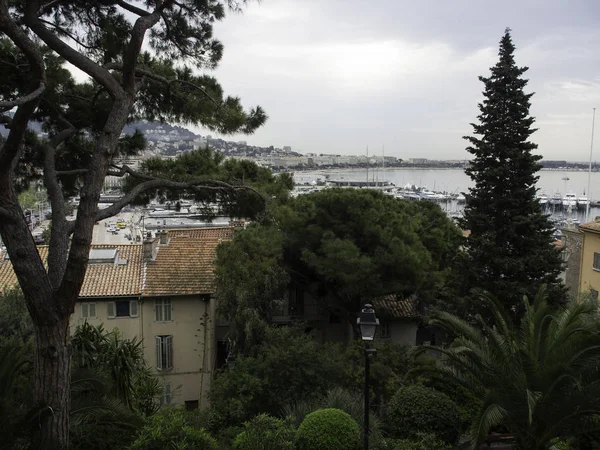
[413,287,600,450]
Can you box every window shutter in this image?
[165,299,172,321]
[155,300,162,322]
[81,303,88,318]
[166,335,173,370]
[156,336,162,370]
[129,300,138,317]
[107,301,116,319]
[89,303,96,318]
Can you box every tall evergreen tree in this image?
[458,29,565,320]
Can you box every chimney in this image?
[159,229,169,245]
[143,232,154,260]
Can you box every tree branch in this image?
[122,1,176,92]
[0,0,46,171]
[0,114,12,128]
[0,82,45,112]
[116,0,151,17]
[23,0,124,99]
[39,18,97,51]
[104,62,220,107]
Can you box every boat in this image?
[536,192,548,206]
[578,193,590,209]
[456,193,466,204]
[549,192,562,206]
[562,192,577,208]
[148,208,178,218]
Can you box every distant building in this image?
[408,158,429,165]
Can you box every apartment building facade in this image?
[0,227,233,409]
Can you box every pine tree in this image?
[458,29,565,320]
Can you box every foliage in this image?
[409,356,481,433]
[458,28,565,320]
[216,189,460,348]
[129,408,217,450]
[70,368,142,450]
[297,408,360,450]
[412,287,600,450]
[387,433,452,450]
[124,147,293,221]
[210,326,346,426]
[0,345,33,449]
[283,387,385,450]
[385,384,461,445]
[72,323,161,414]
[233,413,296,450]
[0,288,33,346]
[215,223,290,351]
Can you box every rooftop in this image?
[0,245,143,298]
[372,294,420,320]
[579,219,600,234]
[0,227,233,298]
[143,227,233,297]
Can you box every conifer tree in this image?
[458,29,565,320]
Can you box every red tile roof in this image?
[0,244,142,297]
[372,294,420,320]
[142,227,233,296]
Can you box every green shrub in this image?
[129,407,217,450]
[233,413,296,450]
[388,433,452,450]
[297,408,360,450]
[386,385,461,445]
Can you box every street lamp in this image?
[357,304,379,450]
[225,351,236,370]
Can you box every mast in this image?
[586,107,596,222]
[382,145,385,187]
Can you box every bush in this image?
[385,385,461,445]
[388,433,452,450]
[129,407,217,450]
[297,408,360,450]
[233,413,296,450]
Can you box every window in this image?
[594,253,600,271]
[185,400,199,411]
[379,323,391,339]
[156,335,173,370]
[81,302,96,319]
[155,299,172,322]
[161,382,172,405]
[592,289,599,301]
[107,300,138,319]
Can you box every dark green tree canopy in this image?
[458,29,565,319]
[216,188,461,348]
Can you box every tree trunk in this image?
[30,315,72,450]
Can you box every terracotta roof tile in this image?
[372,294,420,320]
[142,227,233,296]
[80,245,142,297]
[0,244,142,297]
[579,220,600,234]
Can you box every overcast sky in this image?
[191,0,600,161]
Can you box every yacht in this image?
[578,193,590,209]
[562,192,577,208]
[536,192,548,206]
[456,193,466,203]
[549,192,563,206]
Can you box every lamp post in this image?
[225,351,236,370]
[357,304,379,450]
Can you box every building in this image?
[562,225,583,296]
[243,285,423,346]
[577,219,600,300]
[0,227,234,409]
